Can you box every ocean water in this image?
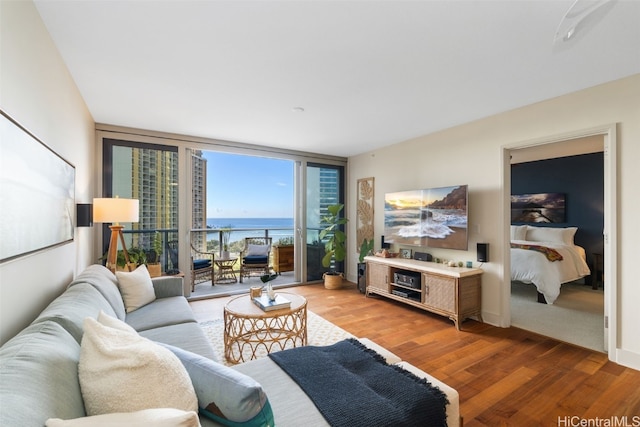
[205,218,294,245]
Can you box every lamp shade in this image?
[93,198,139,223]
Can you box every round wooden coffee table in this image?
[223,292,307,364]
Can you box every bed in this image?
[510,225,591,304]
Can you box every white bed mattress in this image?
[511,239,591,304]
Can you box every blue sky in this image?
[203,151,294,218]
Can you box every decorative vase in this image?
[266,283,276,301]
[222,250,229,259]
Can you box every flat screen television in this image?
[384,184,468,250]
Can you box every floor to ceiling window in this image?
[306,163,344,281]
[100,129,346,297]
[103,139,179,270]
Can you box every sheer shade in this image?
[93,198,139,223]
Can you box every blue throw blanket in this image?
[269,338,449,427]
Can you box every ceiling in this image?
[34,0,640,158]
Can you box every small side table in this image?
[223,292,307,364]
[214,257,237,284]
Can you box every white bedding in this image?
[511,239,591,304]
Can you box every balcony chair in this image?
[190,242,215,292]
[239,237,272,283]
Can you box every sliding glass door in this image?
[305,163,344,281]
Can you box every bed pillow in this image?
[78,316,197,416]
[115,264,156,313]
[45,408,200,427]
[246,244,269,257]
[526,226,577,245]
[159,343,274,427]
[510,225,528,241]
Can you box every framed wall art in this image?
[510,192,566,223]
[0,110,75,262]
[356,177,374,253]
[399,248,412,259]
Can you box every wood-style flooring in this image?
[189,282,640,426]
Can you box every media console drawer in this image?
[364,256,483,330]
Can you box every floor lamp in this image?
[94,197,139,273]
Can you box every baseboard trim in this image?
[615,348,640,371]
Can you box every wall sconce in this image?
[76,203,93,227]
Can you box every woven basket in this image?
[323,272,344,289]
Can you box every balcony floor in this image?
[187,271,303,300]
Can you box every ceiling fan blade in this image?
[554,0,614,43]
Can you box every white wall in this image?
[0,1,95,345]
[347,74,640,370]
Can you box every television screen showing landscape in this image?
[384,185,468,250]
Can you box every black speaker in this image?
[477,243,489,263]
[76,204,93,227]
[357,263,367,293]
[381,235,391,249]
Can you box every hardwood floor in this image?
[190,282,640,426]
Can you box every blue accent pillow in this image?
[193,259,211,269]
[243,256,268,265]
[159,344,274,427]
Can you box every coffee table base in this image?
[223,294,307,364]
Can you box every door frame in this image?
[501,123,617,358]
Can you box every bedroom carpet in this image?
[200,310,355,366]
[510,281,605,353]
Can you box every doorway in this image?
[502,124,617,357]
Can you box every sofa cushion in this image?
[193,259,211,269]
[243,255,268,264]
[33,283,117,343]
[139,322,218,362]
[46,408,201,427]
[115,264,156,313]
[126,295,196,332]
[161,344,274,427]
[0,321,85,426]
[78,316,198,416]
[68,264,126,320]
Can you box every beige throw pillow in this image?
[115,264,156,313]
[45,408,201,427]
[78,316,197,416]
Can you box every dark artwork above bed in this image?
[510,193,565,223]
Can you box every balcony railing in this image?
[120,227,299,273]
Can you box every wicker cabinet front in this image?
[367,262,389,292]
[423,273,456,313]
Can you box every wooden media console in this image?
[364,256,483,330]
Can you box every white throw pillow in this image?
[115,264,156,313]
[510,225,528,241]
[46,408,201,427]
[78,316,197,416]
[526,226,577,245]
[246,244,269,257]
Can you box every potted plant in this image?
[146,232,163,277]
[357,238,374,293]
[319,203,348,289]
[118,247,147,271]
[260,272,279,300]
